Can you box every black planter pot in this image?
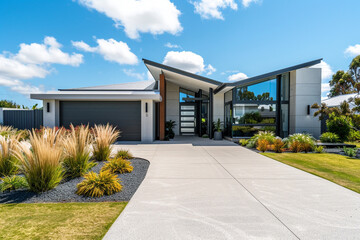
[214,131,222,140]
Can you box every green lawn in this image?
[261,153,360,194]
[0,202,127,240]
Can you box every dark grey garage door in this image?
[60,101,141,141]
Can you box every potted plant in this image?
[214,118,223,140]
[165,120,176,139]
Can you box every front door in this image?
[180,103,197,135]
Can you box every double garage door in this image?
[60,101,141,141]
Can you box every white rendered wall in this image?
[166,81,180,135]
[141,99,155,142]
[289,68,321,138]
[43,100,57,128]
[213,92,224,124]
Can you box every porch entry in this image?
[180,102,197,135]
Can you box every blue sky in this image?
[1,0,360,107]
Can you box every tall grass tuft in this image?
[15,129,64,193]
[92,124,120,161]
[115,149,134,160]
[62,125,96,179]
[0,135,20,177]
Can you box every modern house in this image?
[30,58,322,142]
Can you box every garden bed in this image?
[0,158,149,204]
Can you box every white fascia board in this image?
[30,91,162,101]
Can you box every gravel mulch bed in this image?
[0,158,149,204]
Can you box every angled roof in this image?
[59,80,156,91]
[322,93,358,108]
[228,58,323,87]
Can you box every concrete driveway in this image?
[104,137,360,240]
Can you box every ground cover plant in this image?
[77,170,123,197]
[262,153,360,194]
[320,132,340,143]
[0,202,127,240]
[343,147,358,158]
[115,149,134,160]
[0,175,28,192]
[102,157,133,174]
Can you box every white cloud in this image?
[0,37,83,95]
[228,72,248,81]
[206,64,216,75]
[16,36,83,66]
[163,51,215,75]
[242,0,259,8]
[311,60,333,80]
[165,42,181,49]
[345,44,360,56]
[193,0,237,20]
[78,0,182,39]
[73,38,138,65]
[123,69,145,80]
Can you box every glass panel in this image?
[281,73,289,101]
[233,103,276,124]
[181,128,194,133]
[234,78,276,102]
[232,125,276,137]
[181,111,194,116]
[181,105,195,110]
[181,117,195,121]
[179,89,195,102]
[224,103,232,136]
[181,122,194,127]
[201,102,208,136]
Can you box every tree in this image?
[0,100,20,108]
[328,55,360,97]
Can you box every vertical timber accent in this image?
[276,74,282,137]
[208,88,214,139]
[159,73,166,140]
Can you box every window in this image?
[179,89,195,102]
[234,79,276,102]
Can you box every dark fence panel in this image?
[3,109,43,129]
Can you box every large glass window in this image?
[233,104,276,125]
[234,79,276,102]
[179,88,195,102]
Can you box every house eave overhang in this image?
[30,91,162,101]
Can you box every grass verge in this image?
[0,202,127,240]
[261,153,360,194]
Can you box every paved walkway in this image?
[104,137,360,240]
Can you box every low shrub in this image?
[15,129,64,193]
[102,158,133,174]
[320,132,340,143]
[287,133,315,153]
[62,125,96,179]
[0,175,28,192]
[239,139,248,146]
[272,137,285,153]
[92,124,120,161]
[251,131,275,146]
[76,171,122,197]
[327,113,351,142]
[246,139,256,148]
[314,146,324,153]
[115,149,134,160]
[256,139,269,152]
[0,135,20,177]
[202,134,209,138]
[348,129,360,142]
[343,147,358,158]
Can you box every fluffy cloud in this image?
[165,42,181,49]
[311,60,333,80]
[163,51,215,75]
[242,0,259,8]
[345,44,360,56]
[72,39,138,65]
[78,0,182,39]
[123,69,146,80]
[193,0,237,19]
[0,37,83,95]
[228,72,248,81]
[16,37,83,66]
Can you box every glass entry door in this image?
[180,103,196,135]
